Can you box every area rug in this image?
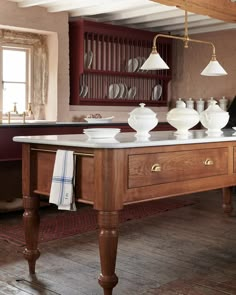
[0,198,195,247]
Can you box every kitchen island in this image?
[13,129,236,295]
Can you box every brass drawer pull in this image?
[204,158,214,166]
[151,163,161,172]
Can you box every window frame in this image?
[1,44,33,114]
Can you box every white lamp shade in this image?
[201,59,227,76]
[140,52,169,70]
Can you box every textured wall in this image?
[171,29,236,108]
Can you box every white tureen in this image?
[128,103,158,137]
[166,101,200,135]
[200,100,229,135]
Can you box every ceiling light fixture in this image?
[141,10,227,76]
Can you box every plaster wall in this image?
[0,0,168,123]
[0,0,69,122]
[171,29,236,109]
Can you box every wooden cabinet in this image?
[69,19,172,106]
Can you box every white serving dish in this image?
[84,116,114,123]
[83,128,120,139]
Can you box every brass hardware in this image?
[23,112,26,124]
[26,102,33,117]
[151,163,161,172]
[204,158,214,166]
[30,147,94,157]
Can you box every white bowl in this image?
[84,116,114,123]
[83,128,120,139]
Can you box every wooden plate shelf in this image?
[69,19,172,106]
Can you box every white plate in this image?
[82,85,88,97]
[79,85,84,97]
[128,86,137,99]
[123,83,128,98]
[118,83,125,98]
[84,116,114,123]
[79,85,88,97]
[84,51,93,69]
[152,84,162,100]
[127,58,139,72]
[108,84,120,99]
[83,128,120,139]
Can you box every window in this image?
[0,29,48,121]
[2,46,31,114]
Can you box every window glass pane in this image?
[3,49,26,82]
[3,82,26,113]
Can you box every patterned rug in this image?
[0,198,195,246]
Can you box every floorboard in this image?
[1,190,236,294]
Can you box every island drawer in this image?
[128,148,228,188]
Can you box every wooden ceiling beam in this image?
[151,0,236,23]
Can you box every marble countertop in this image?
[13,129,236,149]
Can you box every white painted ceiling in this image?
[8,0,236,35]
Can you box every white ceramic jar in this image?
[186,98,194,109]
[196,98,205,113]
[199,100,229,134]
[166,101,199,135]
[219,96,228,111]
[128,103,158,137]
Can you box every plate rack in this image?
[69,19,172,106]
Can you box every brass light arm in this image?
[151,34,216,58]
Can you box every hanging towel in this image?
[49,150,76,211]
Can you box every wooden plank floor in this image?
[1,189,236,294]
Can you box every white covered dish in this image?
[200,100,229,134]
[167,101,199,135]
[128,103,158,137]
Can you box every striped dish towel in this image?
[49,150,76,211]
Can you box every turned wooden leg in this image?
[22,195,40,274]
[98,211,119,295]
[222,187,233,215]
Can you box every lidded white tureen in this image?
[128,103,158,137]
[166,101,199,135]
[199,100,229,134]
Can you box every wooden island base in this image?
[14,131,236,294]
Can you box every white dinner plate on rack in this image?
[79,85,84,97]
[108,84,120,99]
[127,58,139,72]
[84,51,93,69]
[118,83,125,98]
[82,85,88,97]
[123,83,128,98]
[128,86,137,99]
[152,84,162,100]
[79,85,88,97]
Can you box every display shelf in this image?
[69,19,172,106]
